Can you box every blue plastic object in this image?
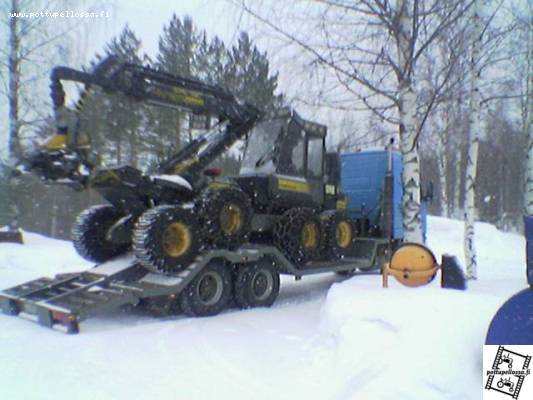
[485,289,533,344]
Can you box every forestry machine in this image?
[23,56,353,274]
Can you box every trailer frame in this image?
[0,239,388,334]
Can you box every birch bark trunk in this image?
[436,125,450,217]
[453,146,462,218]
[7,0,21,231]
[8,0,20,160]
[397,0,423,243]
[464,0,483,280]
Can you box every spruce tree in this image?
[78,25,144,167]
[222,32,283,111]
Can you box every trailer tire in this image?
[274,207,323,266]
[234,259,280,309]
[180,261,233,317]
[197,187,252,249]
[72,205,128,262]
[133,205,201,273]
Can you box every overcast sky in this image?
[89,0,240,61]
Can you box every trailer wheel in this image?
[274,208,323,266]
[180,261,233,317]
[321,211,355,259]
[133,205,201,273]
[234,259,280,309]
[72,205,128,262]
[197,187,252,249]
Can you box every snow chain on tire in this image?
[133,205,202,274]
[196,186,252,249]
[273,207,323,266]
[321,210,355,259]
[72,204,128,263]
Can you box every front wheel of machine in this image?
[234,260,280,309]
[180,261,233,317]
[72,205,128,263]
[133,205,201,274]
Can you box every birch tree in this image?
[464,0,483,279]
[521,3,533,215]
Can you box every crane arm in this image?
[27,56,260,187]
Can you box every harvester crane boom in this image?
[38,56,260,185]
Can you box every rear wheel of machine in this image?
[180,261,233,317]
[197,187,252,248]
[274,208,323,266]
[322,211,355,259]
[234,260,280,309]
[133,205,201,274]
[72,205,128,262]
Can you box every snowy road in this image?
[0,217,526,400]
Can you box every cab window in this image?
[307,136,324,179]
[278,129,306,176]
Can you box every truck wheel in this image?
[274,208,323,266]
[72,205,128,262]
[322,211,355,259]
[197,187,252,249]
[180,261,233,317]
[133,205,201,273]
[234,259,280,309]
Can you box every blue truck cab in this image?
[339,150,428,242]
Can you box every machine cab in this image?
[239,109,333,211]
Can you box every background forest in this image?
[0,0,530,247]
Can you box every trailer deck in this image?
[0,242,386,333]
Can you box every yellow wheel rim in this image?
[162,222,192,257]
[220,203,243,235]
[302,222,319,249]
[336,221,352,248]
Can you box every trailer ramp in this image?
[0,248,264,333]
[0,255,146,333]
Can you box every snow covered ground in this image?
[0,216,526,400]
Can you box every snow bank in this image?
[319,284,501,399]
[315,216,526,399]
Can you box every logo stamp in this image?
[484,346,532,399]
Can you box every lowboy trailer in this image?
[0,242,388,334]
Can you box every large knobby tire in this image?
[321,210,355,259]
[72,205,128,263]
[197,186,252,249]
[180,261,233,317]
[133,205,201,274]
[234,259,280,309]
[274,208,323,266]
